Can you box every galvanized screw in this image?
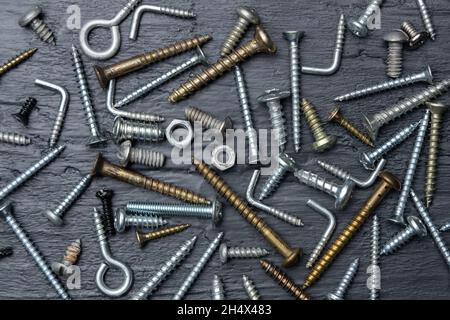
[416,0,436,40]
[117,140,165,168]
[242,275,261,300]
[51,239,82,277]
[12,97,38,126]
[401,21,429,49]
[0,132,31,146]
[19,6,56,45]
[114,208,167,233]
[384,30,408,79]
[96,189,115,237]
[258,153,296,200]
[369,215,380,300]
[327,258,359,300]
[219,243,269,264]
[212,274,225,300]
[112,117,165,143]
[381,216,427,256]
[348,0,384,38]
[185,106,233,135]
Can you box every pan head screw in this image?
[384,30,408,79]
[348,18,368,38]
[401,21,428,49]
[114,208,127,233]
[117,140,133,166]
[18,6,42,27]
[19,6,56,45]
[237,6,260,24]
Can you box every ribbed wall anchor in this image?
[0,48,37,77]
[212,275,225,300]
[348,0,384,38]
[117,141,165,168]
[381,216,427,256]
[219,243,269,264]
[327,258,359,300]
[242,275,261,300]
[416,0,436,40]
[19,6,56,45]
[114,208,167,233]
[113,117,165,143]
[369,215,380,300]
[0,132,31,146]
[258,153,296,200]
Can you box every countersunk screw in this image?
[369,215,380,300]
[113,117,165,143]
[212,274,225,300]
[381,216,427,256]
[0,48,37,77]
[219,243,269,264]
[0,132,31,146]
[12,97,37,126]
[96,189,115,237]
[117,140,165,168]
[136,224,191,247]
[401,21,429,49]
[242,275,261,300]
[384,30,408,79]
[258,153,296,200]
[348,0,384,38]
[416,0,436,40]
[440,222,450,233]
[18,6,56,45]
[328,107,374,147]
[51,239,82,277]
[0,246,13,260]
[327,258,359,300]
[301,99,336,152]
[185,106,233,135]
[114,207,167,233]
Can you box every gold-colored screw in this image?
[91,153,211,205]
[260,260,311,300]
[0,48,37,77]
[425,102,448,207]
[303,171,400,289]
[301,99,337,152]
[136,224,191,247]
[192,158,302,267]
[328,106,374,147]
[168,26,277,103]
[93,35,212,88]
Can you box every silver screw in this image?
[18,6,56,45]
[44,174,93,226]
[334,66,433,102]
[212,274,225,300]
[173,232,224,300]
[327,258,359,300]
[0,132,31,146]
[112,117,165,143]
[131,236,197,300]
[258,153,296,200]
[219,243,269,264]
[114,208,167,233]
[384,30,408,79]
[71,45,106,147]
[369,215,380,300]
[363,79,450,141]
[220,6,260,57]
[242,275,261,300]
[348,0,384,38]
[0,202,70,299]
[401,21,429,49]
[185,106,233,135]
[117,140,165,168]
[381,216,427,256]
[440,222,450,233]
[389,110,430,226]
[416,0,436,40]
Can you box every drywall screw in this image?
[93,35,211,88]
[284,30,304,152]
[328,107,374,147]
[0,246,13,260]
[294,169,355,210]
[136,224,190,247]
[401,21,429,49]
[348,0,384,38]
[0,203,70,299]
[51,239,82,277]
[302,99,337,152]
[234,65,259,164]
[411,189,450,268]
[112,117,165,143]
[12,97,38,126]
[92,153,211,205]
[126,199,223,226]
[260,260,310,300]
[318,158,387,188]
[242,275,261,300]
[334,66,433,102]
[0,48,37,77]
[440,222,450,233]
[303,171,400,289]
[0,145,64,202]
[0,132,31,146]
[416,0,436,40]
[131,236,197,300]
[381,216,427,256]
[305,200,336,269]
[424,102,448,208]
[360,121,420,170]
[185,106,233,135]
[219,243,269,264]
[71,45,106,147]
[173,232,224,300]
[389,110,430,226]
[96,189,115,237]
[363,79,450,141]
[369,215,380,300]
[117,141,165,168]
[384,30,408,79]
[169,26,277,103]
[44,174,93,226]
[114,208,167,233]
[327,258,359,300]
[220,6,260,57]
[18,6,56,45]
[193,158,302,267]
[258,153,296,200]
[257,89,290,151]
[212,274,225,300]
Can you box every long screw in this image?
[301,99,336,152]
[193,158,302,267]
[0,132,31,146]
[114,208,167,233]
[384,30,408,79]
[0,203,70,299]
[96,189,115,237]
[303,171,400,289]
[369,215,380,300]
[348,0,384,38]
[136,224,191,247]
[212,274,225,300]
[242,275,261,300]
[0,48,37,77]
[18,6,56,45]
[327,258,359,300]
[12,97,38,126]
[219,243,269,264]
[51,239,82,276]
[117,141,165,168]
[389,110,430,226]
[440,222,450,233]
[381,216,427,256]
[185,106,233,135]
[416,0,436,40]
[328,107,374,147]
[401,21,429,49]
[0,247,13,260]
[112,117,165,143]
[258,153,296,200]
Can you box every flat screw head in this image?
[86,135,107,147]
[384,30,409,44]
[93,65,108,89]
[91,153,105,177]
[117,140,132,166]
[278,153,296,171]
[335,179,356,210]
[43,209,63,226]
[195,46,209,66]
[19,6,42,27]
[409,31,429,49]
[237,6,260,25]
[360,152,375,170]
[253,25,277,54]
[211,199,223,226]
[348,18,368,38]
[219,243,228,264]
[282,31,304,43]
[313,135,337,152]
[407,216,427,237]
[328,106,342,122]
[426,101,449,115]
[114,208,126,233]
[257,88,290,104]
[424,65,434,83]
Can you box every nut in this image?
[165,119,193,149]
[211,145,236,171]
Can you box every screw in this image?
[173,232,224,300]
[363,79,450,141]
[242,275,261,300]
[384,30,408,79]
[114,208,167,233]
[169,26,277,103]
[348,0,384,38]
[440,222,450,233]
[401,21,429,49]
[193,158,302,267]
[416,0,436,40]
[389,110,430,226]
[334,66,433,102]
[112,117,165,143]
[136,224,191,247]
[0,202,70,299]
[257,89,290,151]
[303,171,400,289]
[327,258,359,300]
[258,153,296,200]
[219,243,269,264]
[381,216,427,256]
[131,236,197,300]
[212,274,225,300]
[284,31,304,152]
[260,260,310,300]
[185,106,233,135]
[0,132,31,146]
[369,215,380,300]
[12,97,38,126]
[117,141,165,169]
[220,6,260,57]
[0,247,13,260]
[18,6,56,45]
[51,239,82,277]
[96,189,115,237]
[0,48,37,77]
[328,107,374,147]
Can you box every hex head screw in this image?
[401,21,429,49]
[0,48,37,78]
[185,106,233,135]
[135,224,191,247]
[212,275,226,300]
[114,208,167,233]
[117,140,165,168]
[416,0,436,40]
[327,258,359,300]
[242,275,261,300]
[19,6,56,45]
[384,30,408,79]
[219,243,269,264]
[381,216,427,256]
[328,107,374,147]
[348,0,384,38]
[51,239,82,277]
[12,97,37,126]
[258,153,296,200]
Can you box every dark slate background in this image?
[0,0,449,300]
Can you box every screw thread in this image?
[242,275,260,300]
[113,118,164,143]
[381,225,416,256]
[96,190,115,237]
[294,169,339,198]
[30,18,56,45]
[386,42,404,79]
[0,247,13,259]
[317,160,351,181]
[93,207,108,246]
[401,21,419,38]
[129,148,165,168]
[0,132,31,146]
[228,246,269,259]
[154,6,196,18]
[212,275,225,300]
[136,224,190,246]
[185,106,225,131]
[0,48,37,76]
[267,100,288,150]
[328,258,359,300]
[62,239,81,266]
[301,99,328,142]
[329,110,374,147]
[370,215,380,300]
[13,97,37,126]
[126,201,215,218]
[258,166,288,200]
[123,213,167,230]
[221,17,251,57]
[416,0,436,39]
[440,222,450,233]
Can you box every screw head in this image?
[95,189,113,200]
[195,46,209,66]
[114,208,126,233]
[282,247,302,268]
[362,113,379,142]
[407,216,428,237]
[257,88,290,104]
[327,292,343,300]
[359,152,376,170]
[19,6,42,27]
[93,65,109,89]
[211,199,223,226]
[12,112,28,126]
[347,18,368,38]
[283,30,305,43]
[112,117,125,143]
[219,243,228,264]
[43,209,63,226]
[313,135,337,152]
[91,153,105,177]
[426,101,449,115]
[384,30,409,43]
[135,230,146,248]
[409,31,429,49]
[86,135,107,147]
[253,25,277,54]
[117,140,132,166]
[327,106,342,122]
[334,179,355,210]
[278,153,296,171]
[379,171,401,191]
[423,65,434,84]
[237,6,260,25]
[51,262,68,276]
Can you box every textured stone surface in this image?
[0,0,449,300]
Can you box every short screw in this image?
[401,21,429,49]
[51,239,82,277]
[117,140,165,168]
[242,275,261,300]
[348,0,384,38]
[12,97,38,126]
[114,208,167,233]
[136,224,191,247]
[258,153,296,200]
[185,106,233,135]
[96,189,115,237]
[381,216,427,256]
[327,258,359,300]
[369,215,380,300]
[219,243,269,264]
[384,30,408,79]
[416,0,436,40]
[18,6,56,45]
[0,48,37,77]
[112,117,165,143]
[440,222,450,233]
[212,274,225,300]
[0,247,13,260]
[328,107,374,147]
[0,132,31,146]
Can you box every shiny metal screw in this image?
[0,132,31,146]
[0,203,70,299]
[369,215,380,300]
[212,274,225,300]
[185,106,233,134]
[327,258,359,300]
[401,21,429,49]
[384,30,408,79]
[258,153,296,200]
[12,97,38,126]
[0,48,37,77]
[416,0,436,40]
[440,222,450,233]
[19,6,56,45]
[381,216,427,256]
[51,239,82,277]
[348,0,384,38]
[114,208,167,233]
[117,140,165,168]
[112,117,165,143]
[242,275,261,300]
[219,243,269,264]
[328,107,374,147]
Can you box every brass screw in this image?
[303,171,400,289]
[135,224,190,247]
[301,99,337,152]
[0,48,37,77]
[93,35,212,88]
[91,153,211,205]
[260,260,311,300]
[192,158,302,267]
[168,26,277,103]
[425,102,448,207]
[328,106,374,147]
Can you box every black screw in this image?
[96,189,115,237]
[12,97,37,126]
[0,246,13,260]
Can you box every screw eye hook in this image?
[79,20,121,61]
[95,258,133,297]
